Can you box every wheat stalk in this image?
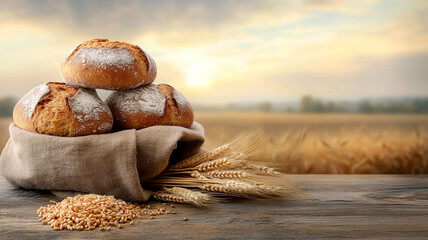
[169,131,266,170]
[145,130,297,206]
[145,177,209,187]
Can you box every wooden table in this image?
[1,175,427,239]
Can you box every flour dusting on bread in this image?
[97,122,112,131]
[19,83,50,120]
[68,89,112,122]
[107,85,166,117]
[71,47,135,70]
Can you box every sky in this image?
[0,0,427,105]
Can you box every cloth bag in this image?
[0,123,205,202]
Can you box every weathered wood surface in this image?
[1,175,427,239]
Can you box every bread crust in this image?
[106,84,194,130]
[13,83,50,134]
[13,82,113,137]
[60,39,157,90]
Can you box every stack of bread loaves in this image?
[13,39,194,137]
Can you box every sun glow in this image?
[185,61,213,88]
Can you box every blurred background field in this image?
[196,113,428,174]
[2,113,427,174]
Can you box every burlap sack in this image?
[0,123,205,202]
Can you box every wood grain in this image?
[1,175,427,239]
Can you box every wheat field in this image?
[1,113,428,174]
[195,113,428,174]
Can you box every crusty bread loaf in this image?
[106,84,194,130]
[60,39,156,90]
[13,82,113,137]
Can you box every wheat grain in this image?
[37,194,143,231]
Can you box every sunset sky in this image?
[1,0,427,105]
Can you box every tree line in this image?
[1,95,428,117]
[0,97,17,117]
[299,95,428,114]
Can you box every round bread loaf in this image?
[106,84,194,130]
[60,39,156,90]
[13,82,113,137]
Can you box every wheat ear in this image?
[196,158,231,171]
[190,171,208,179]
[151,192,185,203]
[241,162,281,176]
[164,187,214,206]
[200,180,259,195]
[203,170,247,179]
[169,144,230,169]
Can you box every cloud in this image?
[0,0,352,43]
[0,0,427,104]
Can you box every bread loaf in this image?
[60,39,156,90]
[13,82,113,137]
[106,84,194,130]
